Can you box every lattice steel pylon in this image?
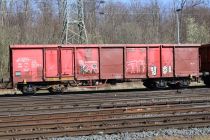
[61,0,88,44]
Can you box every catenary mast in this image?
[61,0,88,44]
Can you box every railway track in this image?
[0,88,209,139]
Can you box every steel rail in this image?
[0,93,209,110]
[0,103,209,125]
[0,113,209,139]
[0,87,209,102]
[0,98,210,116]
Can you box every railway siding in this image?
[0,89,209,139]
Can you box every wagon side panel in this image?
[161,47,174,77]
[75,48,99,80]
[175,47,199,77]
[125,47,147,78]
[100,48,123,79]
[12,49,43,84]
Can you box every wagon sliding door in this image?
[60,49,74,80]
[148,47,160,78]
[45,48,74,80]
[45,49,59,79]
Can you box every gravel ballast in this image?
[51,127,210,140]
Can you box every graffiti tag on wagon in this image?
[126,60,146,74]
[151,66,157,76]
[79,60,98,74]
[16,57,42,72]
[162,66,172,74]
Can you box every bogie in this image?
[48,85,65,94]
[143,79,167,89]
[21,85,37,95]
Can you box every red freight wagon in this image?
[200,44,210,86]
[10,44,200,94]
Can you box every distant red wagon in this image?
[10,44,200,94]
[200,44,210,86]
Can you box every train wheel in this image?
[143,80,155,89]
[167,83,178,89]
[22,85,37,95]
[203,76,210,87]
[168,79,190,89]
[155,80,167,89]
[48,85,64,94]
[143,80,167,89]
[48,87,60,94]
[48,88,56,94]
[178,79,190,88]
